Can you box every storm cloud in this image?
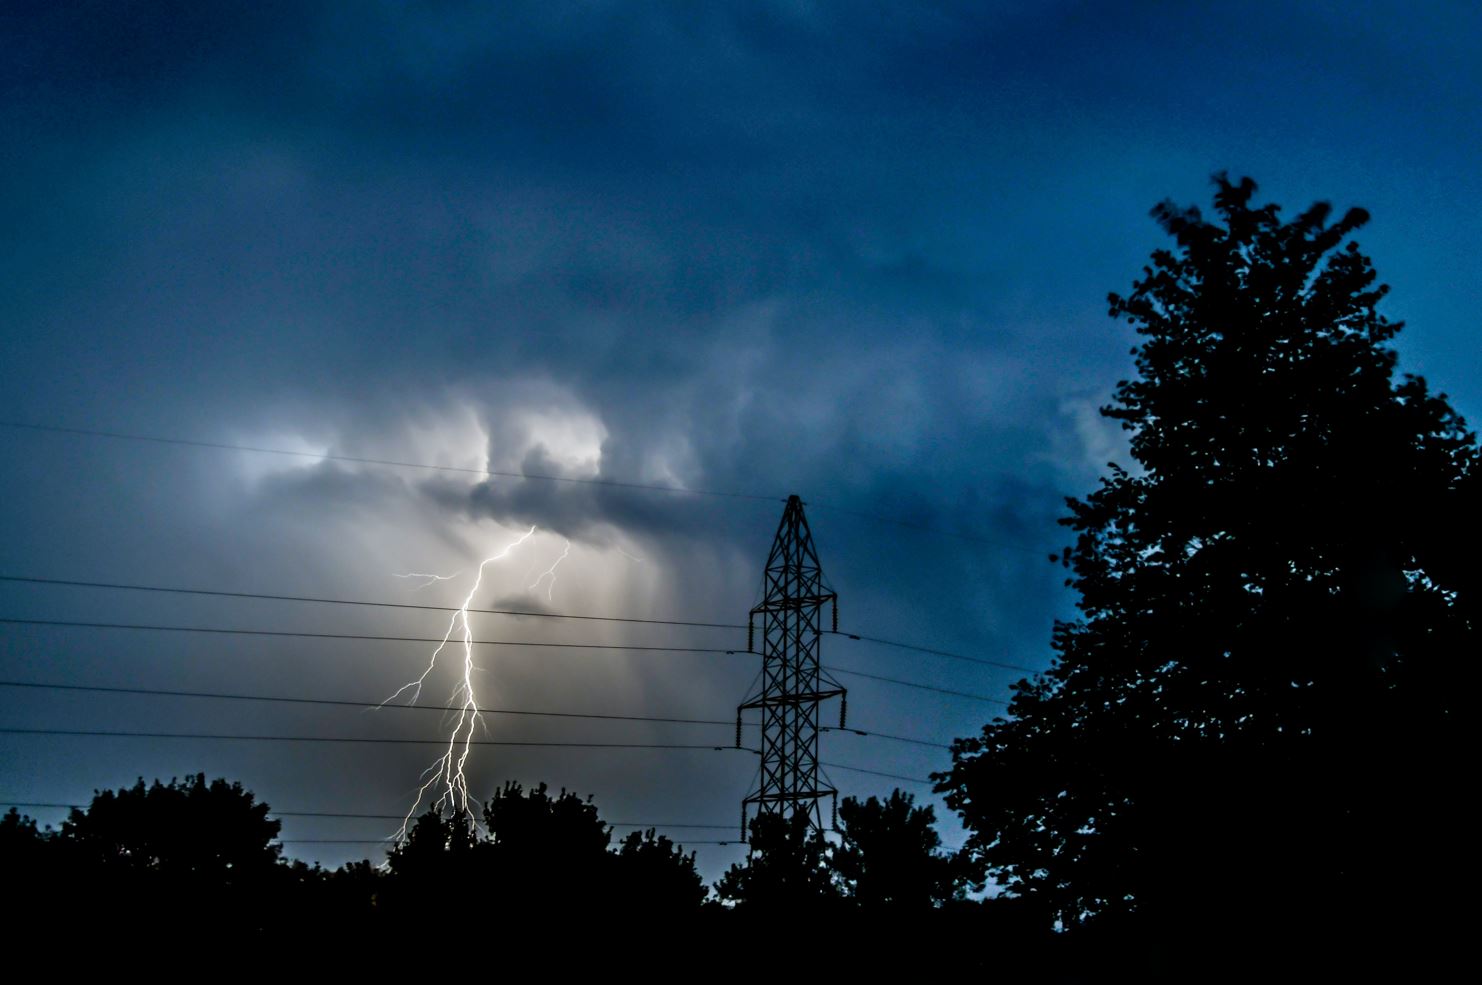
[3,1,1479,878]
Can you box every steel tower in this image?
[737,494,846,837]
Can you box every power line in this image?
[0,802,738,829]
[819,725,950,750]
[0,679,734,728]
[0,420,777,502]
[0,574,1040,675]
[820,762,933,785]
[0,574,746,631]
[271,812,737,829]
[829,630,1035,673]
[0,730,936,782]
[271,838,745,846]
[0,727,753,751]
[4,802,965,847]
[0,617,734,654]
[0,679,954,749]
[270,839,391,846]
[822,667,1009,705]
[1,616,1011,705]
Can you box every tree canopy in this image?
[61,773,282,879]
[715,791,970,912]
[936,175,1475,958]
[383,780,705,918]
[714,811,838,909]
[614,828,707,911]
[0,775,288,938]
[833,791,969,909]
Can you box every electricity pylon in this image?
[737,494,846,838]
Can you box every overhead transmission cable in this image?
[0,726,750,752]
[0,802,751,846]
[0,615,1010,705]
[0,728,932,784]
[267,839,746,846]
[828,629,1034,673]
[0,572,1033,678]
[0,679,954,749]
[0,801,739,828]
[0,617,735,654]
[0,574,744,631]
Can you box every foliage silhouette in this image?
[381,800,482,907]
[614,827,706,911]
[3,775,289,938]
[0,808,55,941]
[4,772,1033,967]
[935,174,1475,968]
[1,806,43,855]
[382,781,705,921]
[61,773,281,878]
[713,811,839,909]
[834,790,969,908]
[1,807,49,906]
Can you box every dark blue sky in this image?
[3,1,1478,879]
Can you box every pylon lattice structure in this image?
[737,494,846,838]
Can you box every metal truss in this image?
[737,495,846,838]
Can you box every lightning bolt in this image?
[385,525,538,839]
[527,539,571,601]
[392,571,462,590]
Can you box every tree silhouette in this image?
[834,790,969,909]
[935,175,1475,965]
[714,812,839,910]
[0,807,43,857]
[482,780,611,909]
[613,828,706,911]
[383,803,481,888]
[383,781,707,923]
[483,780,609,855]
[61,773,282,878]
[1,807,50,918]
[50,774,285,937]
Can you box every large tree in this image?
[833,790,968,909]
[43,774,286,937]
[384,781,705,920]
[61,773,281,879]
[613,828,706,911]
[936,176,1475,959]
[713,811,839,909]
